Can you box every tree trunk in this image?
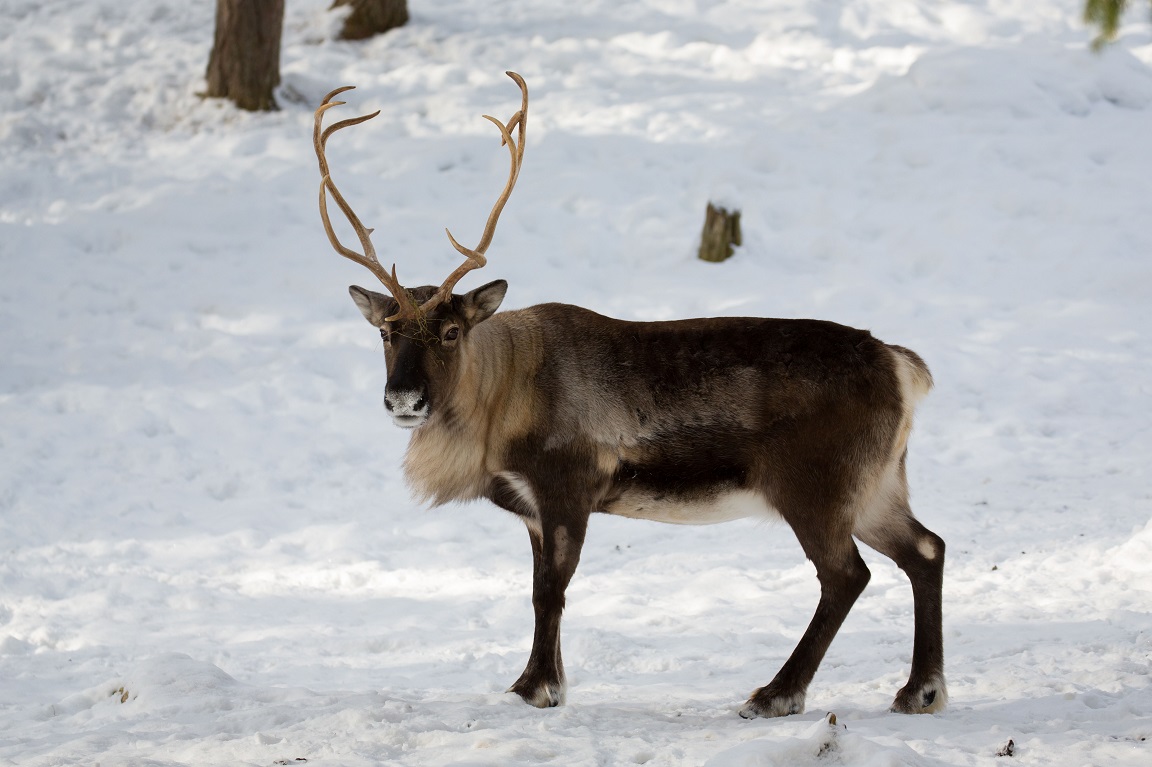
[697,202,742,263]
[205,0,285,112]
[332,0,409,41]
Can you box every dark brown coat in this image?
[350,280,946,717]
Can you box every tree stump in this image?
[697,202,742,263]
[332,0,409,41]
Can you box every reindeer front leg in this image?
[509,514,588,707]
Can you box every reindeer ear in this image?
[460,279,507,325]
[348,285,397,326]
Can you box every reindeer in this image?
[312,72,946,718]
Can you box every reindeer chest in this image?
[402,418,499,506]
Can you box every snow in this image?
[1,0,1151,764]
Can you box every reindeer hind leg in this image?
[741,504,871,719]
[854,491,947,714]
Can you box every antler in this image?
[314,73,528,320]
[314,86,419,322]
[425,70,528,313]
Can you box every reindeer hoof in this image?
[890,675,948,714]
[739,687,806,719]
[509,677,566,708]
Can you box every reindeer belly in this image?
[602,486,775,525]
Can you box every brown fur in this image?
[349,280,946,717]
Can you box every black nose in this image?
[414,394,427,411]
[384,398,394,411]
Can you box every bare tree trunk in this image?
[332,0,409,41]
[205,0,285,112]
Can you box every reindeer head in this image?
[314,73,526,428]
[347,280,507,427]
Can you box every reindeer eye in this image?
[379,327,390,344]
[444,326,460,342]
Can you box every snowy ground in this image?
[2,0,1151,764]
